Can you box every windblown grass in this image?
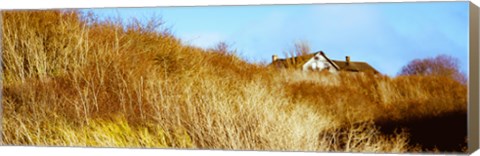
[1,10,467,153]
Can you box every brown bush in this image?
[1,10,466,153]
[398,55,466,84]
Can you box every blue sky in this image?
[85,2,469,76]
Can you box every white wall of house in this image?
[302,53,337,73]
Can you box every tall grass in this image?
[1,10,467,152]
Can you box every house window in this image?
[324,63,330,68]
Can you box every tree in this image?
[284,40,311,58]
[213,41,230,54]
[398,54,466,84]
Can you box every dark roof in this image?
[270,53,316,69]
[318,51,341,70]
[331,60,379,73]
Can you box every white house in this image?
[270,51,379,74]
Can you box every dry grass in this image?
[1,10,467,153]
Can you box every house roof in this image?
[270,53,316,69]
[331,60,379,73]
[269,51,379,74]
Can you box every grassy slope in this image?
[1,10,467,152]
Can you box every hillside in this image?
[1,10,467,152]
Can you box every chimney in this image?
[346,56,350,65]
[272,54,278,62]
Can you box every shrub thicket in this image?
[1,10,467,152]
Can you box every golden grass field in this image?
[1,10,468,153]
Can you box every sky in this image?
[84,2,469,76]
